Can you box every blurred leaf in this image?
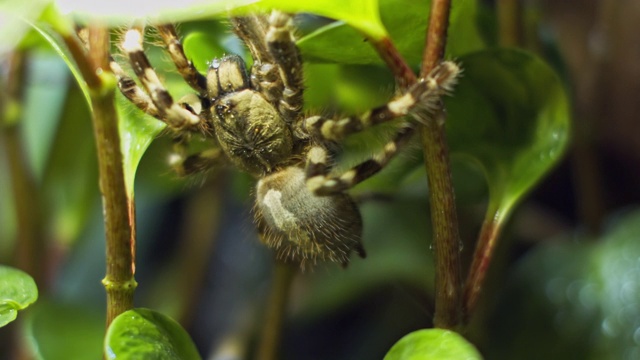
[105,308,201,360]
[445,48,570,233]
[297,0,484,65]
[182,32,227,72]
[486,209,640,360]
[0,0,50,54]
[29,19,91,108]
[0,265,38,327]
[25,301,104,360]
[41,80,98,244]
[384,329,483,360]
[20,55,69,182]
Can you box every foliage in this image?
[0,266,38,327]
[0,0,609,358]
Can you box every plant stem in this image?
[463,212,501,318]
[419,0,462,329]
[368,0,461,329]
[65,26,137,326]
[256,262,296,360]
[370,37,417,89]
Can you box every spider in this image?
[110,11,459,268]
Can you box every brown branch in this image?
[368,0,461,329]
[369,37,417,89]
[64,24,137,326]
[418,0,462,330]
[421,0,452,77]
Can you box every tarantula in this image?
[110,11,459,267]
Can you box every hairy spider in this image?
[110,11,459,267]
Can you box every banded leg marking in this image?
[266,11,304,121]
[121,28,201,130]
[304,61,460,141]
[306,124,416,196]
[156,24,207,95]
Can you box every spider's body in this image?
[111,11,459,267]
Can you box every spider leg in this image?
[168,134,226,176]
[265,11,304,122]
[110,58,162,119]
[305,124,415,196]
[303,61,459,141]
[120,28,203,130]
[230,15,284,104]
[156,24,208,96]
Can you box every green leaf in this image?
[385,329,483,360]
[445,48,570,231]
[57,0,386,39]
[105,308,201,360]
[297,0,484,65]
[29,19,91,109]
[253,0,386,40]
[182,32,227,72]
[0,265,38,327]
[25,301,104,360]
[0,0,50,54]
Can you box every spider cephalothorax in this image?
[110,11,459,267]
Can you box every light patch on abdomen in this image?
[262,189,298,233]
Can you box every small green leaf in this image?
[446,48,570,231]
[0,266,38,327]
[297,0,484,65]
[385,329,483,360]
[105,308,201,360]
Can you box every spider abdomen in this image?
[255,166,365,266]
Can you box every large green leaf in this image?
[55,0,386,39]
[105,308,201,360]
[297,0,485,65]
[384,329,483,360]
[485,209,640,360]
[0,265,38,327]
[445,48,570,233]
